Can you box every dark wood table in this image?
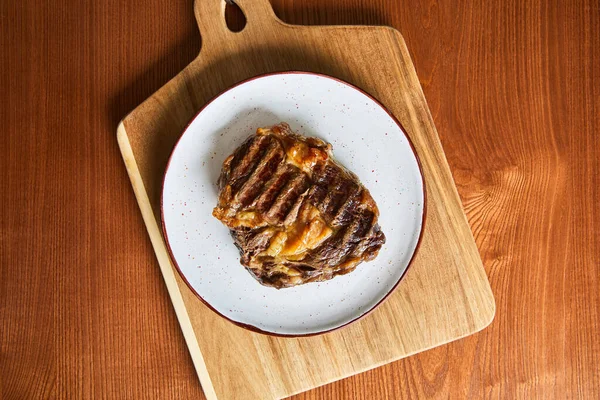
[2,1,598,398]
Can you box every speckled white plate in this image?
[161,72,425,336]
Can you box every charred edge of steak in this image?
[213,123,386,289]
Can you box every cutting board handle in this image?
[194,0,277,52]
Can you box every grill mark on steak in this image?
[307,208,375,267]
[307,184,328,207]
[317,175,343,216]
[282,192,308,227]
[253,163,295,212]
[234,140,284,207]
[213,123,386,288]
[331,185,362,227]
[323,180,359,223]
[227,135,271,193]
[265,172,309,225]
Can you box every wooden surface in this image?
[117,0,495,398]
[1,0,598,398]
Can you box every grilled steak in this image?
[213,123,385,288]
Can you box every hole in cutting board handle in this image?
[225,0,246,32]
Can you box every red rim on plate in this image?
[160,71,427,337]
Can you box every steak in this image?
[213,123,385,288]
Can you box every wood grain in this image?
[117,0,496,398]
[1,0,598,399]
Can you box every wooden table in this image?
[2,0,598,398]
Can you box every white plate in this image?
[161,72,425,336]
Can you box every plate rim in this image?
[160,70,427,337]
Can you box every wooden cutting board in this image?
[117,1,495,398]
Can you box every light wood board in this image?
[117,0,495,398]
